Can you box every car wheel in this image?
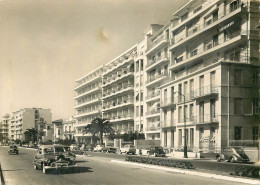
[230,156,235,163]
[34,165,38,170]
[216,156,222,162]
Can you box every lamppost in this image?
[174,91,188,158]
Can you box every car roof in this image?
[39,144,69,149]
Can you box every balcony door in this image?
[199,75,204,96]
[199,101,204,123]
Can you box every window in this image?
[136,61,139,72]
[190,49,198,57]
[164,130,167,147]
[178,106,183,122]
[210,71,216,86]
[193,6,202,14]
[190,79,194,98]
[234,126,242,140]
[140,92,143,101]
[253,127,258,141]
[199,101,204,122]
[181,13,188,22]
[210,99,216,119]
[230,0,240,12]
[189,104,194,120]
[140,60,143,71]
[140,105,143,117]
[175,56,183,63]
[234,98,242,114]
[164,111,167,126]
[234,69,241,85]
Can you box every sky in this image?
[0,0,188,120]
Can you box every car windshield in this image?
[43,147,54,154]
[55,146,65,153]
[234,147,245,153]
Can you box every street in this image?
[0,146,253,185]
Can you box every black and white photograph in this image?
[0,0,260,184]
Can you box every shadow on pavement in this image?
[2,169,24,172]
[46,167,93,175]
[75,160,89,163]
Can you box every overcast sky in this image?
[0,0,188,120]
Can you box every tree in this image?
[24,128,42,143]
[82,118,114,145]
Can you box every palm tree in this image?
[83,118,114,145]
[24,128,42,144]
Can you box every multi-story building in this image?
[142,24,171,140]
[9,108,52,141]
[74,66,103,143]
[102,46,136,134]
[63,117,76,140]
[1,113,10,144]
[74,0,260,152]
[159,0,260,152]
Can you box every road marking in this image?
[111,160,260,185]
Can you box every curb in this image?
[111,160,260,185]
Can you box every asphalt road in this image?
[0,146,252,185]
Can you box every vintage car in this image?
[216,147,250,163]
[8,145,19,155]
[102,147,118,153]
[33,145,77,174]
[93,145,105,152]
[148,147,166,157]
[119,144,136,155]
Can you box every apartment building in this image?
[142,24,171,140]
[9,108,52,141]
[74,66,103,143]
[159,0,260,152]
[102,46,137,134]
[1,113,10,144]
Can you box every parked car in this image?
[102,147,118,153]
[68,145,84,155]
[148,147,166,157]
[93,145,105,152]
[33,145,77,174]
[120,144,136,154]
[8,145,19,155]
[216,146,249,163]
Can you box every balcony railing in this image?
[146,34,169,54]
[194,114,218,124]
[193,85,218,99]
[146,127,161,132]
[170,3,242,48]
[103,99,134,111]
[75,86,101,99]
[146,91,160,100]
[146,109,160,116]
[161,98,177,108]
[146,72,169,84]
[102,84,134,99]
[146,54,169,71]
[103,69,134,87]
[105,114,134,123]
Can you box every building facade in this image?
[74,66,103,143]
[9,108,52,141]
[74,0,260,152]
[159,0,260,152]
[102,46,136,134]
[1,114,10,144]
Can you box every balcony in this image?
[194,114,219,125]
[146,35,170,56]
[146,72,169,87]
[107,114,134,123]
[146,110,160,118]
[145,124,161,133]
[74,75,101,91]
[103,70,134,87]
[102,99,134,112]
[102,84,134,100]
[74,98,101,109]
[74,86,101,100]
[193,85,218,100]
[75,110,101,118]
[103,55,135,76]
[146,91,160,102]
[161,120,175,129]
[169,3,243,51]
[145,55,169,72]
[170,30,245,71]
[161,98,177,109]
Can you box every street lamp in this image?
[174,91,188,158]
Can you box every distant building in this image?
[9,108,52,141]
[0,113,10,144]
[53,119,63,141]
[63,117,76,140]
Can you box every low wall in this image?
[134,140,160,150]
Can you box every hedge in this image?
[230,165,260,178]
[125,156,195,169]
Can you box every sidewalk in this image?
[111,159,260,185]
